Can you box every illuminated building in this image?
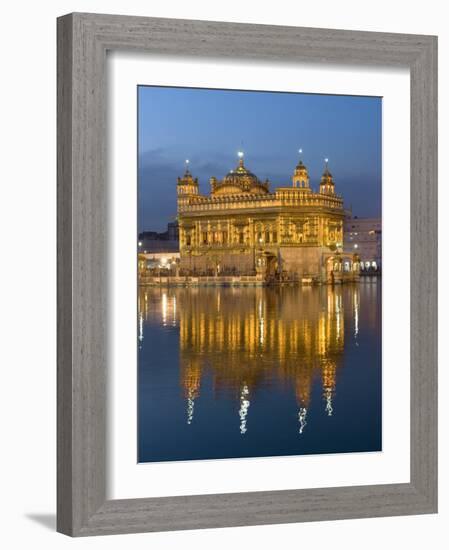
[344,215,381,273]
[138,221,179,254]
[138,252,180,277]
[177,152,359,283]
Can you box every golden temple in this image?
[176,152,359,284]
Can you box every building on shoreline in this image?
[176,153,359,284]
[138,221,179,254]
[344,215,381,274]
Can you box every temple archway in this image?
[256,251,278,281]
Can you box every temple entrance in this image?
[326,256,341,284]
[256,251,278,281]
[324,254,359,284]
[266,254,277,279]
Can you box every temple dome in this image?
[213,157,269,195]
[319,161,336,195]
[177,168,198,186]
[321,167,334,182]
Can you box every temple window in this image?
[265,230,270,243]
[186,234,191,246]
[239,232,244,244]
[273,231,278,243]
[202,232,208,244]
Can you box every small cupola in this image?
[292,150,310,189]
[319,158,335,195]
[177,159,199,196]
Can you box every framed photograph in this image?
[57,13,437,536]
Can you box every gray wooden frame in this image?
[57,12,438,537]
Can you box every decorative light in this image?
[185,159,189,165]
[186,395,195,425]
[325,389,333,416]
[138,241,142,247]
[298,407,307,434]
[298,148,303,154]
[325,157,329,163]
[239,385,250,435]
[237,151,244,158]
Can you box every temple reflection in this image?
[139,284,351,435]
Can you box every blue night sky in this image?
[138,86,381,232]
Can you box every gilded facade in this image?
[177,153,359,283]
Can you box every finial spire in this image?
[237,150,244,168]
[298,148,303,164]
[324,157,329,170]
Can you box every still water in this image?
[138,281,381,462]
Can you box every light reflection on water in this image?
[138,281,381,462]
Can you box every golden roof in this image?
[213,157,270,195]
[320,168,334,185]
[295,160,308,171]
[177,168,198,186]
